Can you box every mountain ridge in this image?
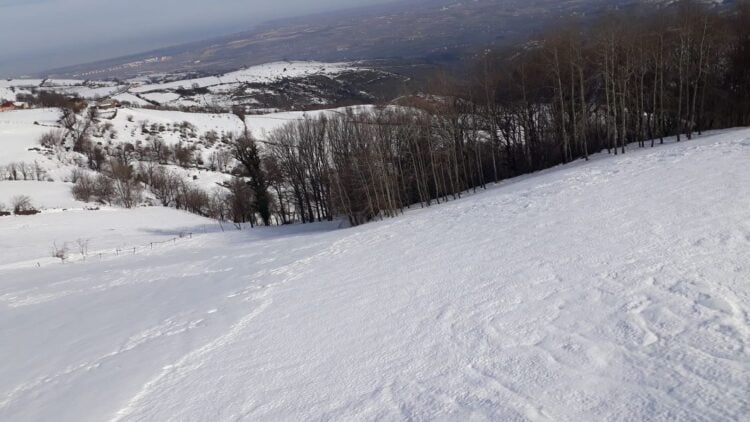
[43,0,719,79]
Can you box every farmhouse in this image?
[0,101,15,112]
[96,99,120,110]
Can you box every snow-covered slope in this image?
[0,108,61,167]
[0,105,384,210]
[0,207,221,269]
[129,61,359,94]
[2,61,385,112]
[0,107,244,209]
[1,129,749,421]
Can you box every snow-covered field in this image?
[0,105,386,211]
[129,61,359,94]
[0,207,221,269]
[0,108,61,166]
[1,128,748,421]
[0,181,86,212]
[0,61,366,111]
[244,105,376,140]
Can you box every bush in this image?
[11,195,37,215]
[69,168,84,184]
[148,167,181,206]
[108,160,142,208]
[93,174,115,204]
[51,241,68,262]
[176,183,210,216]
[72,173,116,204]
[173,144,195,168]
[71,174,95,202]
[15,209,41,216]
[38,129,65,148]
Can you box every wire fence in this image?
[49,230,198,266]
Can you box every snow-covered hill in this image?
[1,61,402,112]
[0,105,377,211]
[1,128,748,421]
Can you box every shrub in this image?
[176,183,209,216]
[38,129,65,148]
[69,168,84,184]
[71,174,95,202]
[72,173,116,204]
[93,174,115,204]
[15,209,41,216]
[51,241,68,262]
[11,195,37,215]
[173,144,195,168]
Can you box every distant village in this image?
[0,101,30,112]
[0,98,119,113]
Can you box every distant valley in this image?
[42,0,707,80]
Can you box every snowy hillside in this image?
[0,105,378,210]
[129,62,358,93]
[1,61,400,112]
[1,129,748,421]
[0,108,61,167]
[0,106,242,209]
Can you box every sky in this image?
[0,0,395,77]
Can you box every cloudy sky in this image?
[0,0,394,76]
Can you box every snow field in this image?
[0,105,384,212]
[0,128,748,420]
[0,108,62,166]
[0,207,223,268]
[129,61,360,94]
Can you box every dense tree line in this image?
[235,1,750,227]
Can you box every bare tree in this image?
[75,238,90,258]
[51,241,68,263]
[11,195,35,215]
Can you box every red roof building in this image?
[0,101,16,112]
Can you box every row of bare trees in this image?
[0,161,48,181]
[468,0,750,173]
[231,2,750,227]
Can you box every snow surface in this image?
[0,106,379,217]
[1,129,749,421]
[0,207,220,269]
[111,107,246,145]
[111,93,151,107]
[130,61,359,94]
[0,181,86,211]
[0,108,61,166]
[245,105,377,140]
[0,106,247,209]
[0,79,125,101]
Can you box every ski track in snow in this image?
[1,131,750,421]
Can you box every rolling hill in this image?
[42,0,700,80]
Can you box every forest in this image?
[68,1,750,227]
